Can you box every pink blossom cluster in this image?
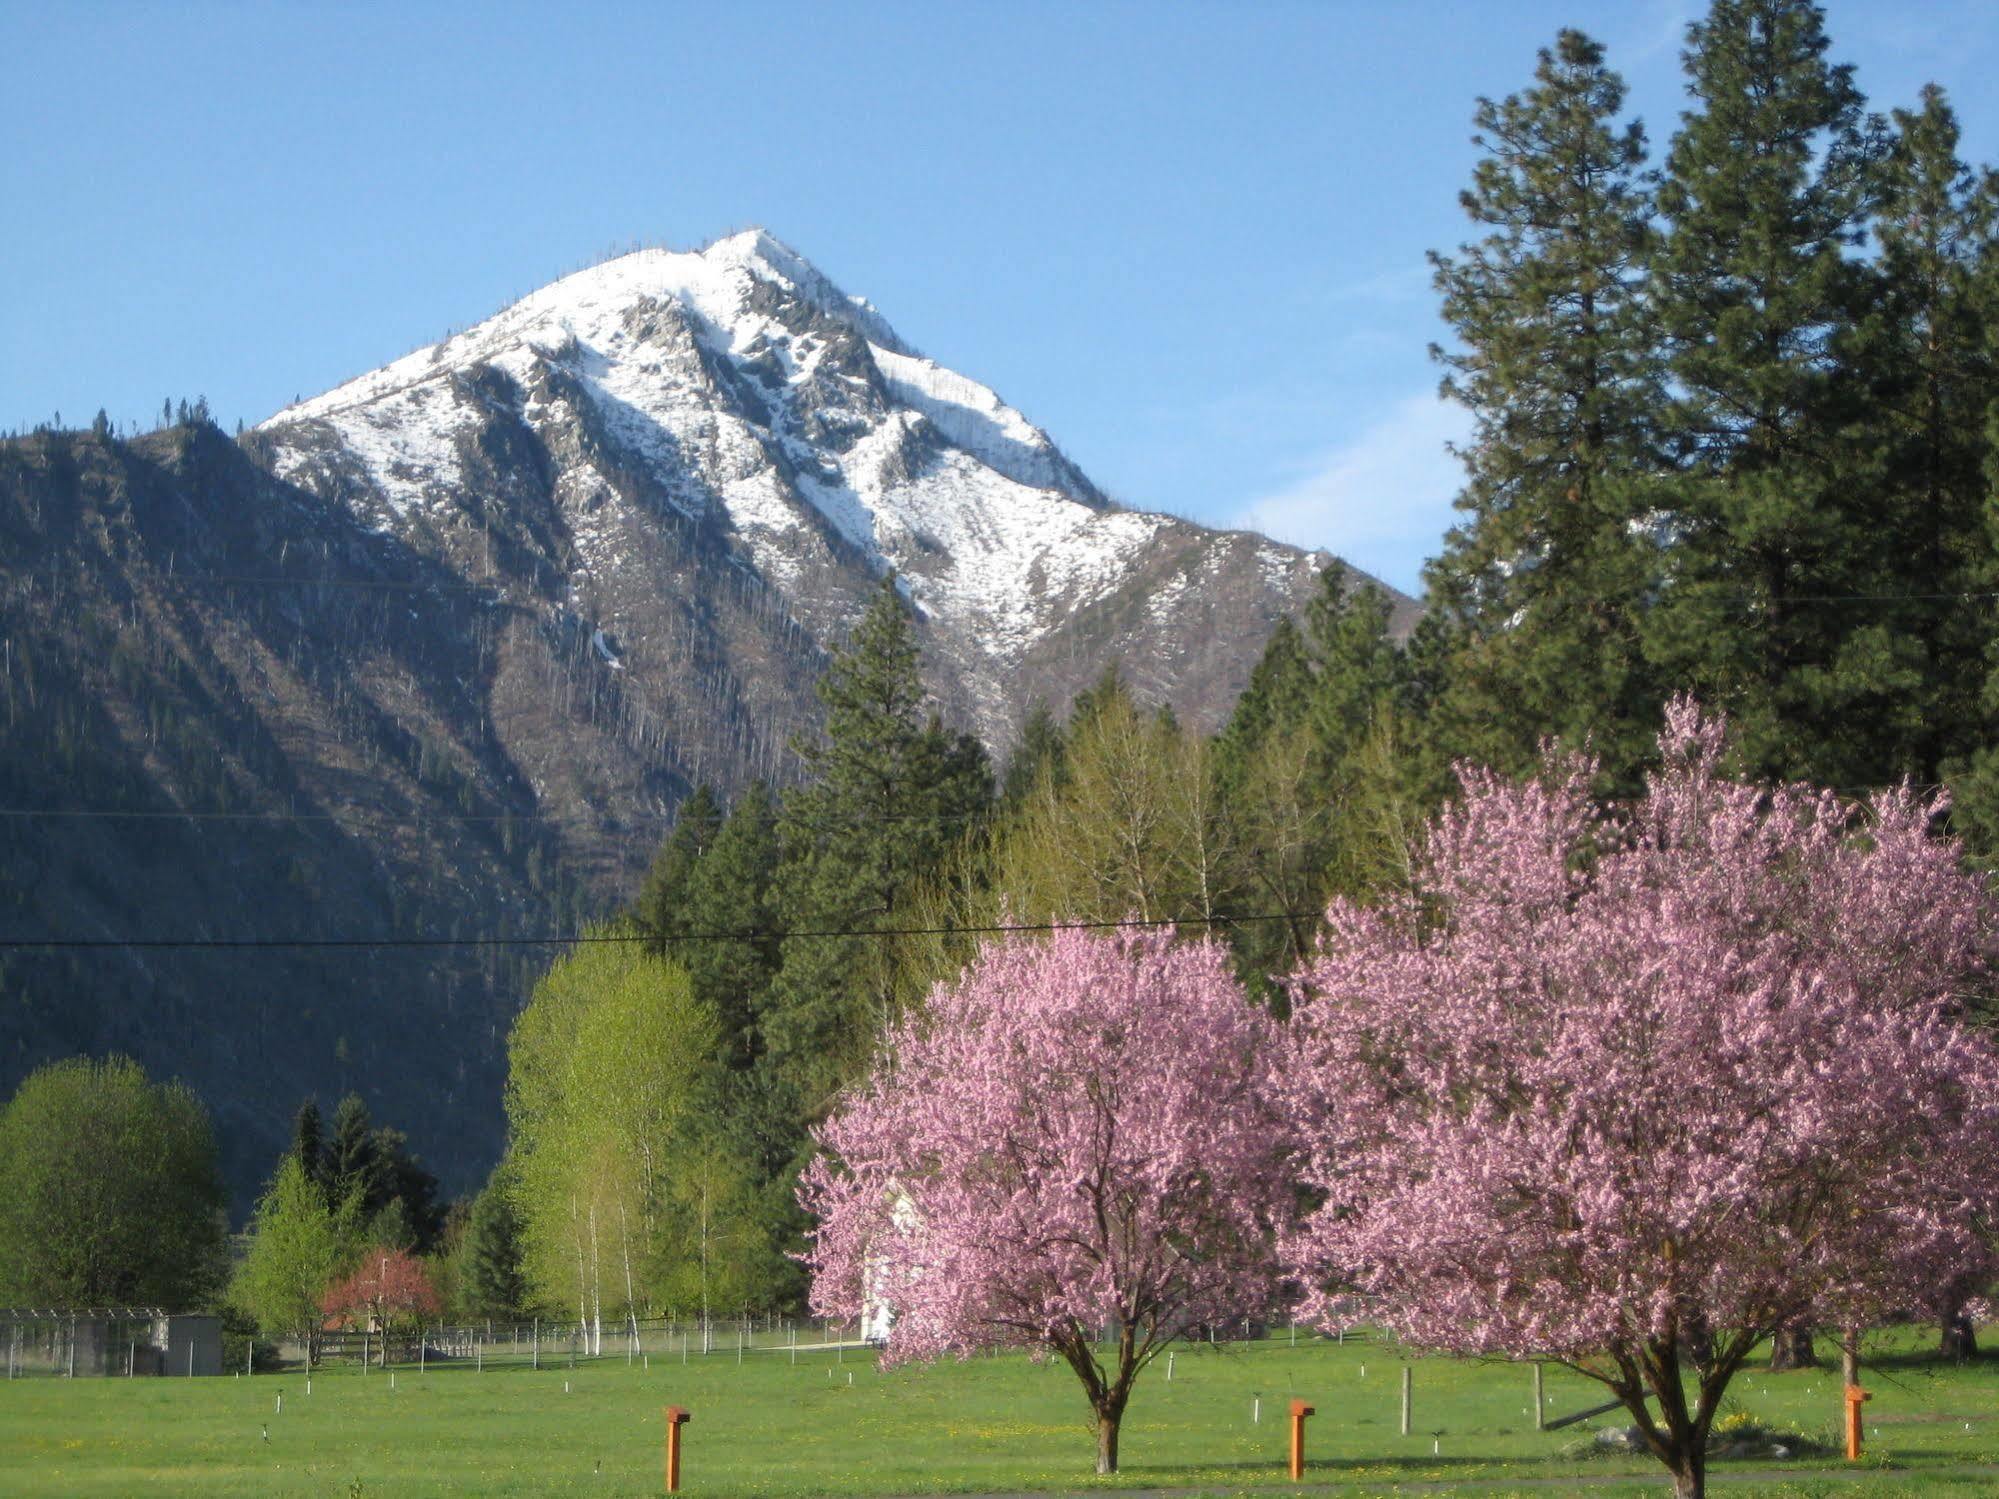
[1281,701,1999,1363]
[799,927,1294,1370]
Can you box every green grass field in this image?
[2,1330,1995,1497]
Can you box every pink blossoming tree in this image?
[320,1247,442,1367]
[1283,702,1999,1499]
[800,927,1293,1475]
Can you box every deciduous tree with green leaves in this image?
[234,1155,338,1364]
[0,1055,226,1307]
[506,935,725,1334]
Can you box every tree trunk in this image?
[1768,1324,1819,1371]
[1095,1411,1121,1475]
[1675,1307,1717,1379]
[1840,1327,1860,1387]
[1941,1310,1978,1362]
[1671,1453,1705,1499]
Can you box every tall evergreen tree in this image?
[1423,27,1664,782]
[291,1097,325,1193]
[1297,572,1409,778]
[1212,615,1312,802]
[307,1094,441,1251]
[680,782,781,1073]
[1000,700,1067,809]
[1644,0,1889,785]
[1850,88,1999,820]
[639,784,723,947]
[1214,571,1418,996]
[461,1167,531,1321]
[761,578,992,1111]
[370,1126,445,1252]
[326,1093,379,1213]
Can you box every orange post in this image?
[664,1404,691,1492]
[1844,1385,1870,1462]
[1288,1398,1315,1481]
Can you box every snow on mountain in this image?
[258,230,1409,747]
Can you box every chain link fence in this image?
[0,1308,216,1378]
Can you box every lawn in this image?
[1,1328,1995,1496]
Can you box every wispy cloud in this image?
[1625,0,1699,64]
[1321,263,1433,308]
[1231,392,1470,594]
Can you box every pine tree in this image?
[1852,88,1999,813]
[326,1094,380,1215]
[1297,572,1409,780]
[1214,571,1418,997]
[761,578,991,1110]
[1423,27,1664,782]
[680,782,780,1072]
[1000,700,1067,809]
[1644,0,1888,785]
[1211,615,1312,803]
[371,1126,445,1252]
[639,784,722,947]
[291,1097,325,1192]
[461,1169,530,1321]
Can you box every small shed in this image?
[155,1315,221,1376]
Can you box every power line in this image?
[0,805,572,826]
[2,567,507,598]
[0,911,1310,953]
[12,559,1999,608]
[0,802,987,831]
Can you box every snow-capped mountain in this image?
[256,230,1411,749]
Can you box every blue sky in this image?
[5,1,1995,593]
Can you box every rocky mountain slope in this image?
[0,233,1413,1203]
[254,231,1415,751]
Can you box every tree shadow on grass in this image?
[1863,1348,1998,1376]
[1116,1455,1630,1478]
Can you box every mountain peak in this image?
[699,225,791,269]
[256,230,1408,746]
[267,232,914,429]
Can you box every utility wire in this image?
[0,911,1310,953]
[9,563,1999,607]
[0,803,989,830]
[0,805,695,827]
[2,567,507,597]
